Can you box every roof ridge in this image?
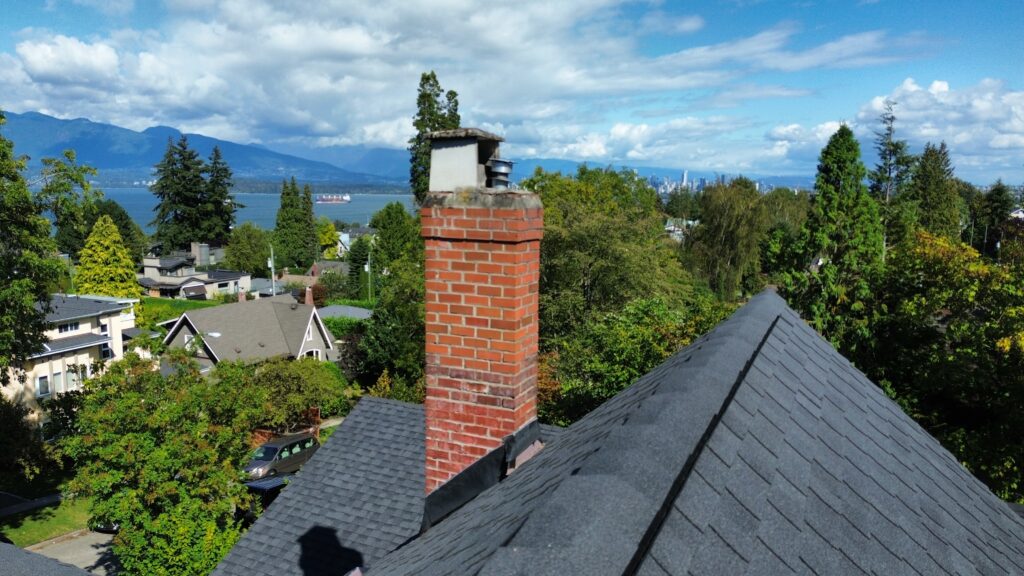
[625,313,782,574]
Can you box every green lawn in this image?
[0,497,92,547]
[142,296,221,325]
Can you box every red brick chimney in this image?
[421,129,543,494]
[304,286,314,306]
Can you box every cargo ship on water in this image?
[315,193,351,204]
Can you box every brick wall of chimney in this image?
[422,192,543,493]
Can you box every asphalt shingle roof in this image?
[369,291,1024,575]
[43,295,127,323]
[0,542,90,576]
[213,397,426,576]
[31,332,110,358]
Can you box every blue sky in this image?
[1,0,1021,183]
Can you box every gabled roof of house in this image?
[0,542,90,576]
[367,291,1024,575]
[43,294,129,323]
[164,299,332,363]
[213,397,427,576]
[318,304,373,321]
[30,332,110,359]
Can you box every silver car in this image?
[245,432,320,479]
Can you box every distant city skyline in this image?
[1,1,1021,183]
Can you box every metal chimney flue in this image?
[486,158,513,189]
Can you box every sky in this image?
[1,0,1022,183]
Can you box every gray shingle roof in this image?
[318,305,373,321]
[43,295,128,323]
[0,542,91,576]
[213,397,426,576]
[369,291,1024,575]
[31,332,110,359]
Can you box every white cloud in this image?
[16,35,120,85]
[72,0,134,16]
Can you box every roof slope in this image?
[371,291,1024,575]
[0,542,91,576]
[172,300,316,362]
[44,294,128,323]
[213,397,425,576]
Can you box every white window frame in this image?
[58,321,79,333]
[37,375,50,397]
[305,349,321,360]
[305,325,313,342]
[52,371,64,394]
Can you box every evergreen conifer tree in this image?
[908,142,961,241]
[408,71,460,205]
[150,136,206,252]
[786,124,883,354]
[273,178,317,269]
[867,100,917,252]
[202,146,239,246]
[76,215,140,299]
[982,180,1015,257]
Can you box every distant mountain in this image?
[1,111,400,186]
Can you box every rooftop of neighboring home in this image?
[163,297,335,363]
[0,542,91,576]
[318,304,372,321]
[42,294,132,324]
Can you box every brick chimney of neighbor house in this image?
[422,128,542,494]
[304,286,314,306]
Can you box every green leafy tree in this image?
[522,166,693,342]
[409,71,460,205]
[246,358,355,431]
[317,269,348,301]
[908,142,961,241]
[316,216,338,259]
[91,199,148,265]
[0,111,64,384]
[360,252,425,384]
[63,353,262,575]
[273,179,317,270]
[958,179,986,250]
[76,215,140,299]
[369,202,419,280]
[150,136,206,252]
[35,150,102,258]
[345,235,371,299]
[0,394,59,493]
[225,222,270,278]
[685,177,769,299]
[664,188,700,220]
[784,124,883,355]
[759,187,810,283]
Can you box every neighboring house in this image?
[1010,208,1024,220]
[336,226,375,257]
[138,254,251,299]
[318,305,372,321]
[1,541,92,576]
[1,294,137,426]
[163,297,336,372]
[307,260,349,278]
[215,131,1024,576]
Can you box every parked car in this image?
[245,432,320,479]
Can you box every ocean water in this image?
[103,188,416,234]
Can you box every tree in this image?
[345,235,371,299]
[0,111,63,385]
[63,353,263,576]
[664,188,700,220]
[685,177,769,299]
[867,100,917,252]
[982,180,1015,257]
[76,215,140,299]
[958,179,985,250]
[36,150,102,258]
[92,199,148,266]
[225,222,270,278]
[246,358,355,432]
[522,166,693,342]
[150,136,206,252]
[273,178,317,270]
[408,71,460,205]
[200,146,238,246]
[0,394,58,493]
[759,187,810,283]
[908,142,961,241]
[359,253,425,383]
[784,124,883,355]
[316,216,338,259]
[368,202,419,280]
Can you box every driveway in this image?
[30,530,119,575]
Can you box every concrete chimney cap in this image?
[426,128,503,142]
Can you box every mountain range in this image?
[1,111,813,190]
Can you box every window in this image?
[305,349,321,360]
[100,343,113,360]
[67,370,80,391]
[52,371,63,394]
[37,375,50,397]
[184,334,194,346]
[100,322,108,334]
[218,282,229,289]
[305,325,313,342]
[58,321,79,333]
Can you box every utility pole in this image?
[269,244,276,297]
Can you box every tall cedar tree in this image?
[76,215,141,299]
[409,71,460,205]
[867,100,917,252]
[786,124,883,356]
[273,178,318,269]
[908,142,961,241]
[151,135,206,251]
[0,112,63,385]
[368,201,419,278]
[983,180,1015,257]
[201,146,239,246]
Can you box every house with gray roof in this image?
[1,294,138,427]
[163,298,337,371]
[138,254,252,300]
[214,133,1024,576]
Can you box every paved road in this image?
[31,530,119,575]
